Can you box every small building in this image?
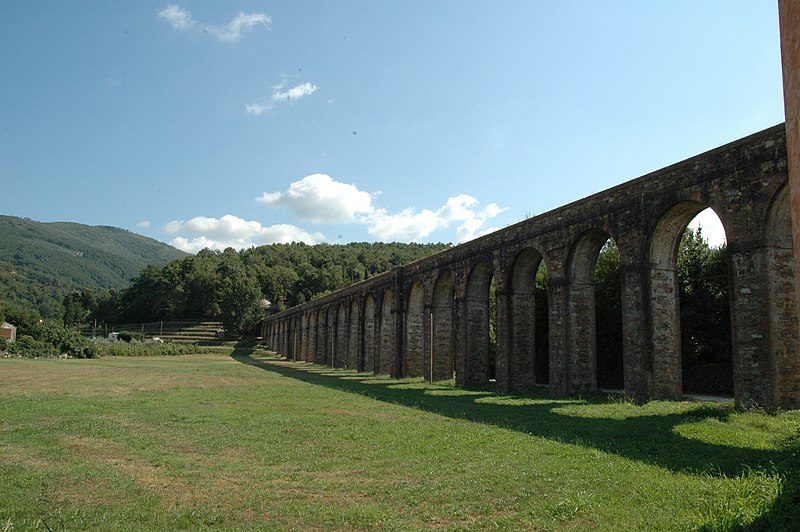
[1,322,17,343]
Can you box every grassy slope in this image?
[1,353,798,530]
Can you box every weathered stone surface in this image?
[266,124,799,410]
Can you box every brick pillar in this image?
[548,276,570,395]
[380,290,395,375]
[392,277,405,379]
[454,291,469,386]
[327,310,335,367]
[432,274,455,381]
[565,280,596,393]
[364,297,376,374]
[509,285,536,391]
[336,305,347,368]
[649,264,682,399]
[728,244,774,408]
[779,0,800,327]
[493,259,511,393]
[349,300,360,369]
[620,263,652,401]
[464,293,490,386]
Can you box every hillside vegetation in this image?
[0,215,187,317]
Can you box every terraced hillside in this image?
[112,320,226,344]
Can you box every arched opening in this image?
[335,303,348,368]
[432,271,455,382]
[364,295,376,374]
[765,185,800,407]
[405,282,425,377]
[349,299,360,370]
[650,202,732,397]
[595,239,623,390]
[378,289,394,376]
[508,247,549,390]
[567,230,623,391]
[465,261,495,386]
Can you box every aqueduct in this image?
[264,123,799,410]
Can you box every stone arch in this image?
[432,271,455,381]
[349,299,360,370]
[364,294,376,373]
[405,281,425,377]
[765,184,800,408]
[335,302,348,368]
[378,289,394,375]
[566,229,623,391]
[507,247,546,391]
[649,200,729,397]
[464,260,494,386]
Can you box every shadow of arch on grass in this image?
[231,354,800,530]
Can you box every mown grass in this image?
[1,350,798,530]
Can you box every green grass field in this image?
[1,351,799,530]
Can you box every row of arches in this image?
[266,125,800,410]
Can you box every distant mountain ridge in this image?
[0,215,187,318]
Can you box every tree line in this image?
[60,242,450,336]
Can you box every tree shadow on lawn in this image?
[232,355,800,529]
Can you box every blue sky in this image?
[1,1,785,252]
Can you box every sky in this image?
[1,1,786,252]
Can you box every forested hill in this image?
[0,215,187,317]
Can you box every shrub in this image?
[117,331,144,343]
[7,335,59,358]
[92,341,203,357]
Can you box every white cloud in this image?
[158,5,269,42]
[273,82,318,102]
[362,194,507,243]
[257,174,507,243]
[163,214,324,252]
[136,220,151,229]
[205,12,271,42]
[257,174,373,224]
[244,102,272,116]
[246,81,318,116]
[158,5,195,30]
[362,207,441,241]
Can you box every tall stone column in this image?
[493,259,511,393]
[728,244,774,408]
[564,279,596,393]
[620,262,651,402]
[779,1,800,325]
[548,276,570,395]
[453,291,468,387]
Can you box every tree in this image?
[216,250,264,336]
